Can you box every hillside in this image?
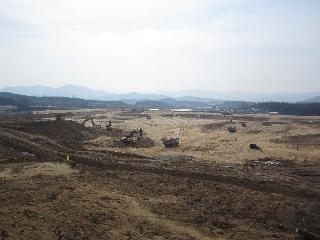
[0,92,129,110]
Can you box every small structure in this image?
[162,138,179,148]
[55,114,66,121]
[241,122,247,127]
[138,128,143,139]
[269,112,278,115]
[81,117,101,128]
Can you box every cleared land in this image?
[0,109,320,240]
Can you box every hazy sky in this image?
[0,0,319,93]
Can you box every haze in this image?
[1,0,319,93]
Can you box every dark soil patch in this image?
[202,121,230,131]
[247,130,263,134]
[105,128,126,138]
[113,137,155,148]
[292,119,320,126]
[292,169,320,177]
[8,120,104,148]
[0,127,67,161]
[276,134,320,146]
[262,122,273,126]
[153,155,193,162]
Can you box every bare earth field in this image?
[0,109,320,240]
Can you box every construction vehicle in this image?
[250,144,262,152]
[228,127,237,133]
[106,120,112,130]
[81,117,101,128]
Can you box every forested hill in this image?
[0,92,129,110]
[1,92,320,116]
[255,102,320,116]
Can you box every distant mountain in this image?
[2,85,320,103]
[305,96,320,103]
[1,85,105,99]
[158,89,320,102]
[255,102,320,116]
[0,85,169,101]
[134,99,214,109]
[134,100,170,109]
[218,101,255,109]
[0,92,129,110]
[175,96,223,104]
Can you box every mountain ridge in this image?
[1,85,319,103]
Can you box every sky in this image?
[0,0,319,93]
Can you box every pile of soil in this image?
[105,128,125,138]
[0,127,67,162]
[113,137,155,148]
[14,120,104,147]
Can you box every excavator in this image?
[81,117,101,128]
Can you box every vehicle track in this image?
[75,157,320,200]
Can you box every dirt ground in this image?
[0,109,320,240]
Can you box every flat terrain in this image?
[0,109,320,239]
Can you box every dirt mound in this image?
[113,137,155,148]
[105,128,126,138]
[0,127,68,162]
[13,121,104,147]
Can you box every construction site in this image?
[0,108,320,240]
